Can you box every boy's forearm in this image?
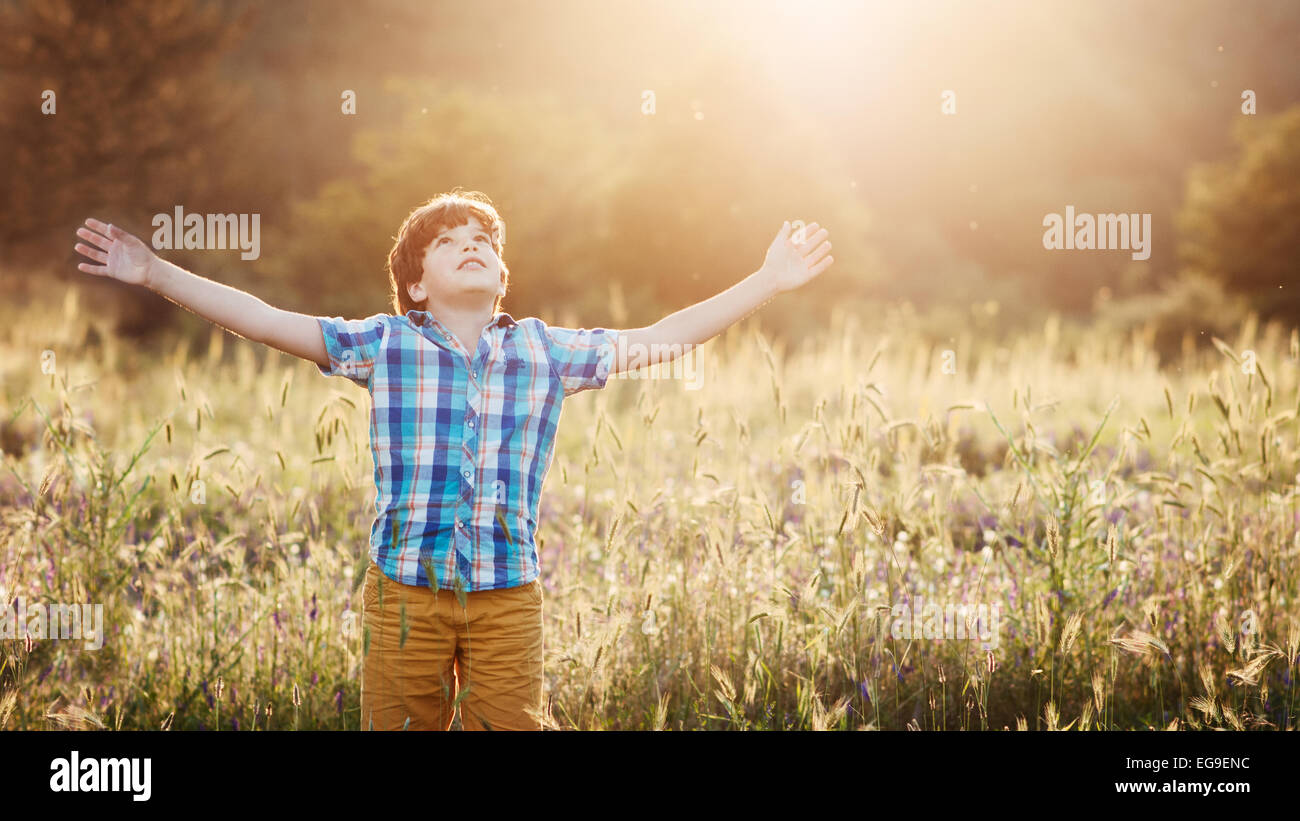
[147,258,275,343]
[626,270,778,355]
[612,271,778,375]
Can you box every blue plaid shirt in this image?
[314,308,620,591]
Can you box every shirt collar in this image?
[404,309,517,330]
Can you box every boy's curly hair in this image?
[387,188,510,317]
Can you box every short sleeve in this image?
[536,320,621,396]
[314,314,387,388]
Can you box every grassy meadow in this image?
[2,287,1298,730]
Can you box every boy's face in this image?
[407,216,505,313]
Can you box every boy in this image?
[73,190,832,730]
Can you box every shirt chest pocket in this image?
[499,354,555,430]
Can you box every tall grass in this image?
[2,287,1297,730]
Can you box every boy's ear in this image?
[407,280,425,303]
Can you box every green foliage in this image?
[259,78,623,321]
[262,73,879,333]
[0,0,258,264]
[1095,269,1252,366]
[1177,106,1300,319]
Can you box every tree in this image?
[0,0,255,330]
[1176,106,1300,319]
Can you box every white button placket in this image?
[456,356,481,578]
[427,317,475,585]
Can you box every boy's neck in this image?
[420,300,497,353]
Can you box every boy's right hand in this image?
[75,218,159,288]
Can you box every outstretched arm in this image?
[74,218,329,369]
[612,221,833,374]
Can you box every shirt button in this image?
[472,370,478,379]
[468,420,474,428]
[462,469,471,478]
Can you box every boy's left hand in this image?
[757,221,834,294]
